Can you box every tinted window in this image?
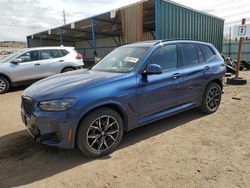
[200,45,215,61]
[18,51,39,62]
[40,50,63,60]
[50,50,62,58]
[40,50,52,60]
[196,45,205,63]
[180,44,199,66]
[148,45,177,70]
[61,50,69,56]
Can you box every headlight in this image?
[39,98,77,111]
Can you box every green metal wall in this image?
[156,0,224,52]
[223,41,250,61]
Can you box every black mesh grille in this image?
[22,97,34,116]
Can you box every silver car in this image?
[0,46,84,94]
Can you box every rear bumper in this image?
[21,108,77,149]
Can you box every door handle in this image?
[34,63,40,66]
[172,73,181,80]
[204,66,211,71]
[58,60,64,62]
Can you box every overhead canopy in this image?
[27,0,155,45]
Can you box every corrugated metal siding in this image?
[223,41,250,61]
[121,4,144,43]
[156,0,224,52]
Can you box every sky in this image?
[0,0,249,42]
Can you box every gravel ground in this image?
[0,72,249,188]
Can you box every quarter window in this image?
[148,45,177,71]
[179,44,199,66]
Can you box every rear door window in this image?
[200,45,215,61]
[40,50,52,60]
[179,43,199,66]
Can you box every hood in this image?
[23,69,123,101]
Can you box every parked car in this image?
[21,40,226,157]
[0,46,84,94]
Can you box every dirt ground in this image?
[0,72,249,188]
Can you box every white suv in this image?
[0,46,84,94]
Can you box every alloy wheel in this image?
[86,115,120,152]
[0,79,6,92]
[206,87,221,111]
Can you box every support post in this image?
[235,18,246,78]
[91,18,97,51]
[60,27,63,46]
[155,0,159,40]
[228,26,231,58]
[39,34,43,46]
[27,37,30,48]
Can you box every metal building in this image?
[27,0,224,62]
[223,41,250,61]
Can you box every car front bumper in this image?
[21,105,78,149]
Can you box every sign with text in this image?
[233,24,250,38]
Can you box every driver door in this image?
[10,50,44,82]
[137,44,184,121]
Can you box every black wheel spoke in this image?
[106,130,119,135]
[107,134,116,141]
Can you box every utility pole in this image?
[235,18,245,78]
[228,26,231,58]
[63,10,66,25]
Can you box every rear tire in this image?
[0,76,10,94]
[200,82,222,114]
[77,107,123,158]
[62,67,75,73]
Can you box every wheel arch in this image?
[74,102,129,147]
[209,79,223,90]
[0,73,12,86]
[61,66,76,73]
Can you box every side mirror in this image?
[12,59,22,64]
[144,64,163,75]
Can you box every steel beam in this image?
[91,18,97,51]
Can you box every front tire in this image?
[77,107,123,158]
[200,82,222,114]
[0,76,10,94]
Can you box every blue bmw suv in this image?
[21,40,226,157]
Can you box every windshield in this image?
[0,51,23,63]
[92,47,149,73]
